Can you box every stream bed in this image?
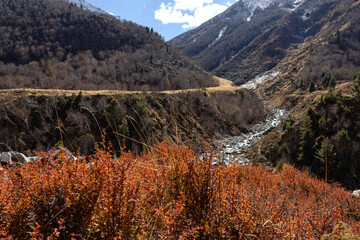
[214,71,288,165]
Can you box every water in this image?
[214,107,288,165]
[214,71,287,165]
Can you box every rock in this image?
[225,148,236,154]
[1,152,11,164]
[352,190,360,197]
[1,151,38,166]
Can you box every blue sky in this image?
[86,0,238,41]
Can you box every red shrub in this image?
[1,142,360,239]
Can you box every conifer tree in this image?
[309,81,315,92]
[322,72,335,88]
[336,129,350,160]
[315,137,335,182]
[329,75,336,90]
[119,118,130,138]
[352,67,360,100]
[335,129,351,179]
[298,115,315,165]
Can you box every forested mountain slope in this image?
[0,0,215,90]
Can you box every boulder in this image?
[352,190,360,197]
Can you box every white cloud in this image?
[172,0,213,11]
[154,0,231,29]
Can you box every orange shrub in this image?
[1,141,360,239]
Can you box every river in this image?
[214,71,288,165]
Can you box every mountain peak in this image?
[243,0,276,11]
[243,0,305,20]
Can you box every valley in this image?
[1,0,360,186]
[2,0,360,238]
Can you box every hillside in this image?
[0,86,266,155]
[270,0,360,90]
[171,0,360,86]
[3,1,360,237]
[2,143,360,239]
[170,0,290,73]
[170,0,360,189]
[0,0,215,90]
[246,74,360,189]
[247,0,360,190]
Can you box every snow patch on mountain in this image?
[292,0,305,10]
[243,0,305,21]
[302,10,310,20]
[210,25,228,46]
[66,0,115,15]
[280,0,305,12]
[243,0,275,21]
[243,0,276,12]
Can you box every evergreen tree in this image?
[352,67,360,100]
[329,75,336,90]
[336,129,350,159]
[322,72,335,87]
[318,117,329,135]
[353,67,360,81]
[315,137,336,181]
[335,129,351,179]
[299,80,304,89]
[309,81,315,92]
[306,107,320,134]
[298,115,315,166]
[118,118,130,138]
[352,78,360,100]
[105,99,121,121]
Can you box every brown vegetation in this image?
[0,0,215,91]
[1,141,360,239]
[0,87,266,155]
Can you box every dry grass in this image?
[0,76,243,99]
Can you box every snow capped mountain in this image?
[66,0,114,15]
[243,0,305,20]
[171,0,335,82]
[243,0,276,12]
[243,0,305,11]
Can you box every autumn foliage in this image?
[1,141,360,239]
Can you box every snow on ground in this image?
[241,71,279,90]
[210,25,228,46]
[244,0,305,21]
[244,0,276,21]
[66,0,115,15]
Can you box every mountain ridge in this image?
[170,0,307,74]
[66,0,112,15]
[0,0,215,91]
[170,0,358,85]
